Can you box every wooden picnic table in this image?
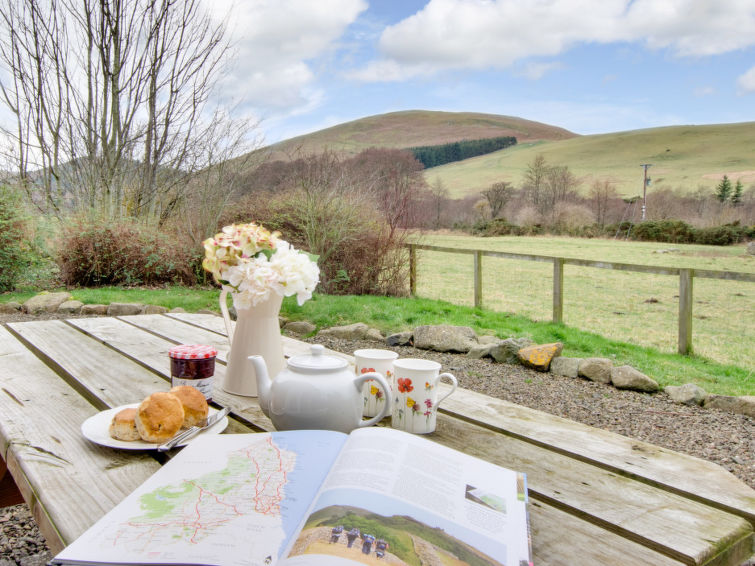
[0,313,753,566]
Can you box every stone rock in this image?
[366,328,384,341]
[579,357,613,384]
[665,383,708,406]
[467,343,496,359]
[517,342,563,372]
[23,292,72,314]
[610,365,659,392]
[80,304,108,316]
[318,322,370,340]
[490,337,535,364]
[143,304,168,315]
[0,301,22,313]
[386,331,413,346]
[413,325,478,353]
[747,241,755,255]
[170,307,187,313]
[550,356,582,378]
[704,395,755,418]
[478,335,502,345]
[284,321,317,335]
[57,300,83,314]
[107,302,144,316]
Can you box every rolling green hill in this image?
[263,109,576,161]
[426,121,755,198]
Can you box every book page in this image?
[52,431,347,566]
[282,427,531,566]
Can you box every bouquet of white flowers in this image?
[203,223,319,309]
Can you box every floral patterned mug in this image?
[391,358,458,434]
[354,349,399,418]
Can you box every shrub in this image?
[630,220,695,243]
[57,217,199,286]
[0,185,28,291]
[693,223,749,245]
[220,189,408,296]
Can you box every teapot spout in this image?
[248,355,272,417]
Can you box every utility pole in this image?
[640,164,652,220]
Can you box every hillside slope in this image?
[427,121,755,198]
[263,110,576,161]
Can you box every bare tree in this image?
[589,179,617,226]
[481,181,513,219]
[0,0,254,224]
[522,154,549,209]
[429,177,449,228]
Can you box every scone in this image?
[169,385,209,428]
[109,407,140,441]
[135,392,185,443]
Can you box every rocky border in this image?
[312,322,755,420]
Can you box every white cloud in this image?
[353,0,755,82]
[737,66,755,93]
[694,86,715,96]
[515,62,563,80]
[206,0,367,111]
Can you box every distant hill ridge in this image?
[264,110,576,161]
[260,110,755,198]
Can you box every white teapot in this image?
[248,345,392,433]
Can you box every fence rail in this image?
[407,243,755,355]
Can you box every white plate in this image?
[81,403,229,450]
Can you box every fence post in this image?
[553,257,564,323]
[409,244,417,296]
[474,250,482,308]
[678,269,693,355]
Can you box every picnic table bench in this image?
[0,313,753,565]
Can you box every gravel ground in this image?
[1,311,753,564]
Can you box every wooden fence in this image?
[407,243,755,355]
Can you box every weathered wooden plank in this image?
[433,414,753,566]
[117,314,232,362]
[165,311,228,336]
[529,499,685,566]
[437,385,755,526]
[67,316,273,431]
[552,257,563,323]
[7,320,166,408]
[0,325,161,553]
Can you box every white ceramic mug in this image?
[390,358,458,434]
[354,349,399,418]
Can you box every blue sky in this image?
[210,0,755,145]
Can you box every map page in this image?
[53,431,346,566]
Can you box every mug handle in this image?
[436,372,458,408]
[219,288,234,344]
[354,372,392,428]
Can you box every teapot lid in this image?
[288,344,348,372]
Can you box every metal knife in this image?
[157,406,231,452]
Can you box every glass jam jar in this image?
[168,344,218,401]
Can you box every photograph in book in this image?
[286,500,505,566]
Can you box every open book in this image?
[53,427,533,566]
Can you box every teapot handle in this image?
[354,372,392,428]
[219,288,234,344]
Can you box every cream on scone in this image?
[109,407,140,441]
[169,385,209,428]
[135,392,184,443]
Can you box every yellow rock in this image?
[517,343,563,371]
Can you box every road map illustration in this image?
[56,431,345,566]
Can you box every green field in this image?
[426,122,755,198]
[413,233,754,371]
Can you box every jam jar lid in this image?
[168,344,218,360]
